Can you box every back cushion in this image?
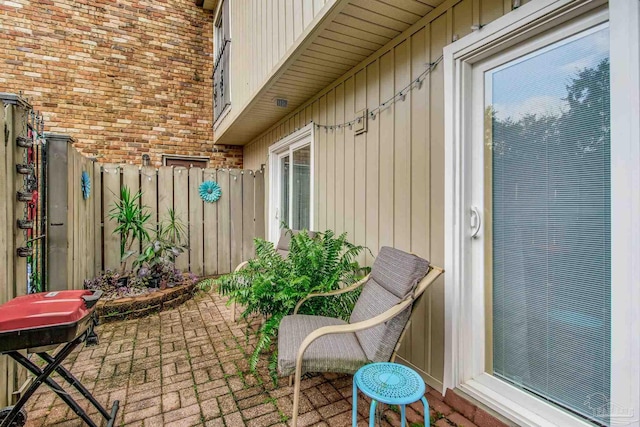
[276,229,317,257]
[370,247,430,299]
[350,247,429,361]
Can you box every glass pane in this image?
[487,26,610,425]
[280,155,289,228]
[291,145,311,230]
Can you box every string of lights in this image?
[102,165,263,182]
[312,55,443,132]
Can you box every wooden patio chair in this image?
[276,246,444,426]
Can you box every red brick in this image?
[444,389,478,420]
[474,408,512,427]
[0,0,243,168]
[448,412,480,427]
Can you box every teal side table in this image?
[353,362,429,427]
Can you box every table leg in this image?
[400,404,406,427]
[369,400,377,427]
[421,396,430,426]
[352,381,358,427]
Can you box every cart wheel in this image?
[0,406,27,426]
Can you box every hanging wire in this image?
[312,55,443,131]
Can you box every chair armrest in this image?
[234,260,249,273]
[293,274,370,314]
[293,265,444,371]
[294,297,413,368]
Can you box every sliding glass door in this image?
[472,23,612,425]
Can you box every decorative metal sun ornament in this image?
[81,170,91,200]
[199,180,222,203]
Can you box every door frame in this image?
[443,0,640,426]
[268,123,315,243]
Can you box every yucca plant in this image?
[108,186,151,275]
[217,228,370,378]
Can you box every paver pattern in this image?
[22,292,467,427]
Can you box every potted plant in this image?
[217,228,370,379]
[108,186,151,284]
[134,208,188,288]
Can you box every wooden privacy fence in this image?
[95,165,265,277]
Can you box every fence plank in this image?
[73,151,82,288]
[66,145,75,289]
[189,168,204,275]
[0,103,7,407]
[0,104,7,305]
[86,157,95,280]
[203,169,218,276]
[217,169,231,274]
[254,169,266,239]
[141,166,158,237]
[80,154,89,286]
[123,164,141,262]
[242,170,255,261]
[4,102,15,404]
[230,169,243,269]
[11,105,28,393]
[93,162,103,274]
[102,164,121,272]
[157,167,173,227]
[173,167,189,271]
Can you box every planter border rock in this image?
[96,282,196,322]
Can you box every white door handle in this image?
[470,207,481,239]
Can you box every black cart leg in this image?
[11,351,99,427]
[38,352,114,421]
[0,339,80,427]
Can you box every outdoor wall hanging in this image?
[199,180,222,203]
[81,170,91,200]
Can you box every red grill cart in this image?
[0,290,119,427]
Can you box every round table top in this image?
[354,362,426,405]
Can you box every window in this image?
[163,155,208,168]
[213,0,231,122]
[268,124,314,242]
[444,2,640,427]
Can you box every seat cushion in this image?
[370,246,430,299]
[277,314,368,377]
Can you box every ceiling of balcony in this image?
[215,0,445,145]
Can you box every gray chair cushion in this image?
[370,246,430,299]
[350,247,430,362]
[278,314,368,377]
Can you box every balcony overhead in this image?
[214,0,445,146]
[195,0,218,11]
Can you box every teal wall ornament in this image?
[81,170,91,200]
[199,180,222,203]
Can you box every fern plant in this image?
[217,229,370,378]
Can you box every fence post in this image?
[45,134,74,291]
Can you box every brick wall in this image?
[0,0,243,168]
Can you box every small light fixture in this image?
[142,154,150,166]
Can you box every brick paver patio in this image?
[22,291,471,427]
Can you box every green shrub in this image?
[108,186,151,275]
[217,228,370,376]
